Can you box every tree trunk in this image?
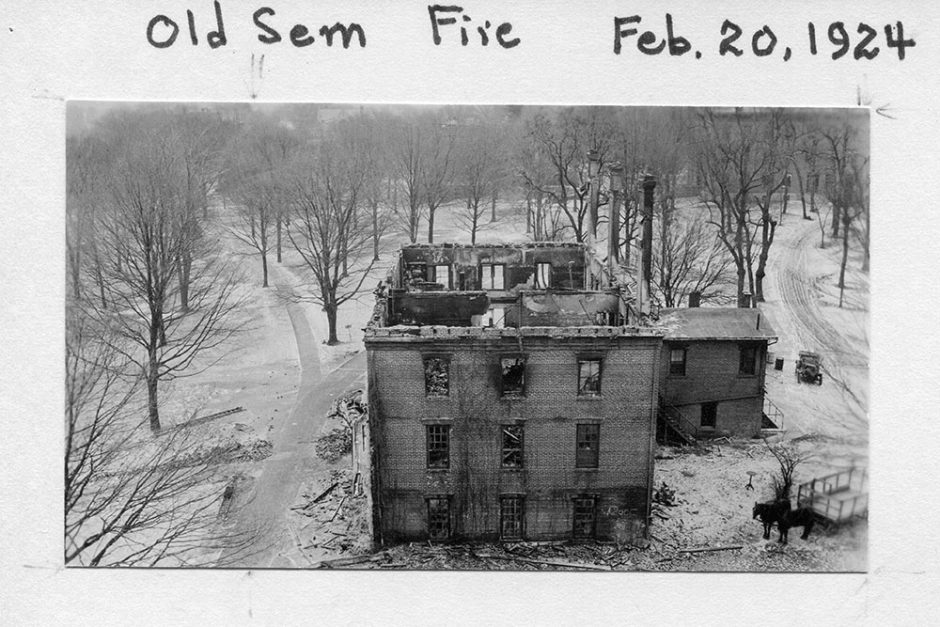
[147,365,161,432]
[147,318,161,432]
[755,218,776,303]
[736,264,747,308]
[838,209,851,307]
[795,167,809,219]
[471,205,478,245]
[427,208,435,244]
[276,215,283,263]
[372,201,380,261]
[261,251,269,288]
[178,252,191,313]
[491,193,497,222]
[325,303,339,345]
[831,204,840,238]
[862,209,870,272]
[522,193,529,234]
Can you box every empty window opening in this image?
[481,263,505,290]
[427,497,450,539]
[572,497,596,539]
[739,344,759,376]
[500,496,524,540]
[534,262,552,288]
[669,347,687,376]
[578,359,602,396]
[423,357,450,397]
[426,424,450,469]
[500,357,526,396]
[576,424,600,468]
[700,401,717,428]
[430,264,450,288]
[501,425,524,468]
[482,306,506,328]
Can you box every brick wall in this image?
[660,340,767,437]
[366,334,661,543]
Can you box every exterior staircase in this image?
[761,393,785,431]
[656,397,697,445]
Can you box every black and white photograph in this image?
[65,102,869,571]
[5,0,940,623]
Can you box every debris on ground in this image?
[653,481,677,506]
[315,429,352,463]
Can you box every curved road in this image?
[218,269,367,568]
[772,218,868,427]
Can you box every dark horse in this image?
[753,499,816,544]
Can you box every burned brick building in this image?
[364,243,662,544]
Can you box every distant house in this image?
[656,307,777,440]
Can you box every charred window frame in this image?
[534,262,552,288]
[501,424,524,468]
[700,401,717,428]
[575,423,600,468]
[668,345,687,376]
[430,264,450,288]
[426,424,450,469]
[500,496,525,540]
[577,358,602,396]
[426,496,451,539]
[739,343,759,376]
[500,356,526,397]
[480,263,505,290]
[572,496,596,539]
[423,356,450,397]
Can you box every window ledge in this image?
[500,467,525,472]
[426,468,450,473]
[576,394,603,401]
[574,467,600,472]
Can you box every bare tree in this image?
[821,122,869,307]
[696,108,788,306]
[764,439,812,502]
[88,119,243,432]
[65,316,256,566]
[389,119,425,243]
[421,117,457,244]
[519,109,614,243]
[751,110,794,303]
[455,123,505,244]
[66,134,112,305]
[653,211,735,307]
[287,123,377,345]
[220,118,300,287]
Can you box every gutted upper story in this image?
[371,242,636,330]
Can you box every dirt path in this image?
[217,267,367,568]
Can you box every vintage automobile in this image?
[795,351,823,385]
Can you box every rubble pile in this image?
[287,469,372,561]
[316,429,352,463]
